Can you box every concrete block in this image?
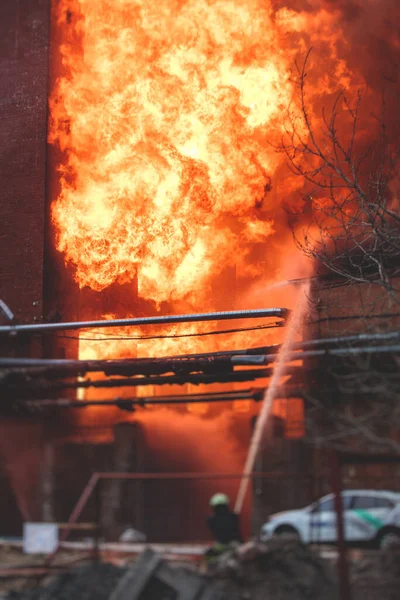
[109,549,162,600]
[109,549,211,600]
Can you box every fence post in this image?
[329,451,351,600]
[94,478,101,562]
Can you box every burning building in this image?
[1,0,400,541]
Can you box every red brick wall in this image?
[309,277,400,339]
[0,0,50,325]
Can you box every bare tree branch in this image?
[283,52,400,453]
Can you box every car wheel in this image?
[376,527,400,550]
[273,525,301,541]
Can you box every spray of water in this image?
[234,282,310,513]
[262,280,291,292]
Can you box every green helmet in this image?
[210,493,230,507]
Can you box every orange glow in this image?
[47,2,400,534]
[233,400,252,413]
[187,403,208,416]
[77,312,289,361]
[49,0,297,304]
[272,398,305,439]
[48,0,368,373]
[49,0,357,312]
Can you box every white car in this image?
[260,489,400,549]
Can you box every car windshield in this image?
[309,494,352,512]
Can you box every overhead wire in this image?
[57,321,284,342]
[50,313,400,343]
[0,307,290,335]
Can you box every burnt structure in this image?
[0,0,279,535]
[1,0,399,545]
[0,0,49,334]
[0,0,51,534]
[0,1,147,537]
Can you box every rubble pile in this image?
[207,540,338,600]
[4,542,400,599]
[7,563,125,600]
[351,548,400,600]
[5,542,339,600]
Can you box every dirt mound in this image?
[208,540,338,600]
[351,548,400,600]
[6,542,339,600]
[7,563,125,600]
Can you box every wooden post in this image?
[329,451,351,600]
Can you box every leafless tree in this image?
[284,50,400,299]
[283,51,400,456]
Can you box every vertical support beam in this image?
[329,451,351,600]
[133,425,145,534]
[102,422,139,536]
[41,442,54,522]
[94,478,101,562]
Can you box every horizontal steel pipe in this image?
[4,328,397,367]
[0,307,290,335]
[20,391,261,409]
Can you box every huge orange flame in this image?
[50,0,392,376]
[49,0,351,307]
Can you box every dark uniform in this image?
[207,503,243,544]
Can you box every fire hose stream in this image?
[235,283,310,513]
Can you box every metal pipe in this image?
[24,389,258,405]
[7,387,305,414]
[0,341,397,376]
[17,367,280,391]
[169,330,400,360]
[95,471,308,480]
[20,390,263,409]
[299,329,400,349]
[323,343,400,356]
[0,356,234,376]
[4,329,398,369]
[0,307,290,335]
[5,343,397,393]
[231,343,400,365]
[0,300,14,321]
[236,330,398,359]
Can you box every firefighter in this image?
[205,493,243,560]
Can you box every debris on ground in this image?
[4,541,338,600]
[4,542,400,600]
[206,539,338,600]
[6,563,125,600]
[110,548,211,599]
[351,547,400,600]
[119,529,147,543]
[0,545,89,596]
[6,542,338,600]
